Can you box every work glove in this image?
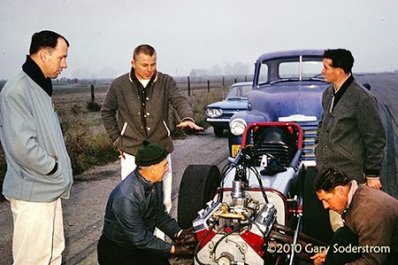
[173,244,195,258]
[174,227,197,247]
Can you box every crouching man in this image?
[311,168,398,265]
[97,142,196,265]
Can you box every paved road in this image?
[0,128,228,265]
[357,73,398,198]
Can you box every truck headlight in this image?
[230,118,247,136]
[206,108,223,118]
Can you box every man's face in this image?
[316,187,348,214]
[42,37,68,79]
[151,159,169,183]
[132,52,157,80]
[322,58,341,84]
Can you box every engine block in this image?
[192,180,278,264]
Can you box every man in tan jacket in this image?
[101,44,202,216]
[312,168,398,265]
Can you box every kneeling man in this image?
[311,168,398,265]
[97,142,196,265]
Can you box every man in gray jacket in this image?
[315,49,386,232]
[101,44,202,215]
[0,30,73,265]
[316,49,386,188]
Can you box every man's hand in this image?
[311,251,326,265]
[176,120,203,131]
[172,244,195,257]
[366,177,382,190]
[174,227,197,248]
[117,148,125,159]
[171,228,197,258]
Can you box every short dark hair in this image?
[29,30,69,55]
[314,168,351,192]
[133,44,156,59]
[323,49,354,74]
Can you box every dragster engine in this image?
[192,178,278,265]
[179,123,328,265]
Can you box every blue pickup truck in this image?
[228,50,329,165]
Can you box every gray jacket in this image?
[101,70,194,155]
[315,78,386,182]
[0,71,73,202]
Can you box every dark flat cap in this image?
[136,142,168,166]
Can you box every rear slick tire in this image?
[177,164,220,228]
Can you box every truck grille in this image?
[296,121,318,161]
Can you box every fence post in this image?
[90,83,95,102]
[187,76,191,96]
[207,80,210,92]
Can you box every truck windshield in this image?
[257,56,323,85]
[226,85,252,99]
[280,61,323,79]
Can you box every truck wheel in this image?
[178,164,220,228]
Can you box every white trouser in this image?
[120,153,173,239]
[8,197,64,265]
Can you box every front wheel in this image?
[213,127,224,137]
[178,164,220,228]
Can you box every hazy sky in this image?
[1,0,397,79]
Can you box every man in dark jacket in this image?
[97,142,196,265]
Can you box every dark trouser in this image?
[97,234,170,265]
[324,226,359,265]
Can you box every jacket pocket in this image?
[335,142,360,162]
[114,135,122,149]
[114,122,128,149]
[20,166,63,184]
[163,121,171,137]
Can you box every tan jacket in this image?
[101,70,194,155]
[344,185,398,264]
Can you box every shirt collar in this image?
[333,73,352,93]
[128,67,158,84]
[135,169,154,189]
[345,180,358,210]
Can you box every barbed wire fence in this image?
[174,75,253,96]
